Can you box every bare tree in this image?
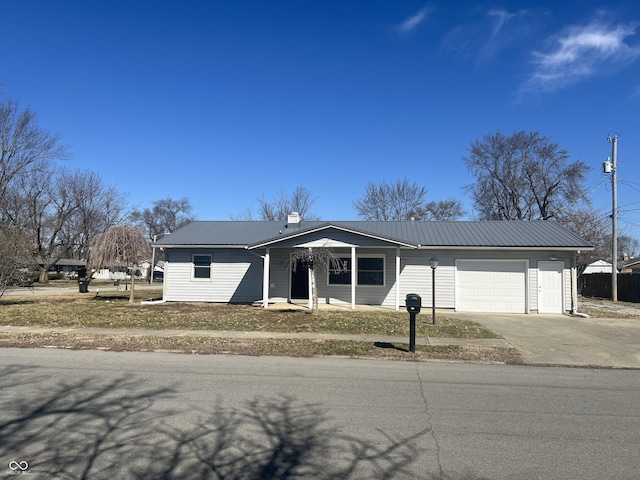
[90,225,151,303]
[416,199,465,221]
[464,131,590,220]
[233,186,318,221]
[556,209,609,274]
[290,247,345,313]
[7,166,78,283]
[4,167,123,283]
[0,224,37,298]
[59,170,126,260]
[619,234,640,259]
[354,178,427,221]
[130,197,195,240]
[0,99,127,283]
[0,100,68,202]
[259,186,318,221]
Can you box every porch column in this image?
[308,247,313,310]
[162,260,168,301]
[571,252,578,314]
[262,248,270,309]
[395,247,400,311]
[351,246,356,309]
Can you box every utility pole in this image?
[606,135,618,302]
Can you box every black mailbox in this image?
[406,293,421,313]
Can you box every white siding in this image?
[397,252,455,308]
[164,245,575,313]
[268,250,294,301]
[164,248,263,302]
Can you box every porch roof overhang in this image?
[247,223,418,250]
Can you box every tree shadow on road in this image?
[0,364,445,479]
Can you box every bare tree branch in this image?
[129,197,195,241]
[236,186,318,221]
[90,225,151,303]
[354,178,427,221]
[464,131,590,220]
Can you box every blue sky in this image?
[2,1,639,241]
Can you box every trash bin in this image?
[78,280,88,293]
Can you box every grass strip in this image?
[0,332,522,364]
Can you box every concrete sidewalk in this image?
[0,325,512,349]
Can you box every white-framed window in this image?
[328,255,385,286]
[328,258,352,285]
[192,254,212,280]
[357,256,384,286]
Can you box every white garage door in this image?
[456,260,527,313]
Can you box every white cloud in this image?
[442,8,532,63]
[396,5,431,35]
[477,8,523,61]
[487,9,517,38]
[524,21,640,94]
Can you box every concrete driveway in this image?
[448,311,640,368]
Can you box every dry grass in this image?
[0,289,517,363]
[0,332,522,364]
[0,289,500,338]
[578,296,640,319]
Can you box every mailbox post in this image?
[405,293,421,353]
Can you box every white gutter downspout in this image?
[351,246,356,310]
[308,248,313,310]
[395,247,400,311]
[263,248,270,309]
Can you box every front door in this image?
[538,261,564,314]
[290,259,309,300]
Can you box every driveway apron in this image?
[448,312,640,368]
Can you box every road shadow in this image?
[0,364,442,479]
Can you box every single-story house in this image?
[582,260,613,274]
[153,214,593,314]
[620,257,640,273]
[40,258,86,278]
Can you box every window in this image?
[328,258,351,285]
[358,257,384,285]
[193,254,211,279]
[327,256,385,286]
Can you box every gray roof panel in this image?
[155,220,593,249]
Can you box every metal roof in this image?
[154,220,593,250]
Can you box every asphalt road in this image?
[1,349,639,479]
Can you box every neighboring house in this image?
[620,257,640,273]
[582,260,613,274]
[154,215,593,314]
[50,259,86,278]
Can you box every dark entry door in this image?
[290,260,309,299]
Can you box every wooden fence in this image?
[579,273,640,303]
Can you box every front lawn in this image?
[0,289,499,339]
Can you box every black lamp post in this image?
[430,257,438,325]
